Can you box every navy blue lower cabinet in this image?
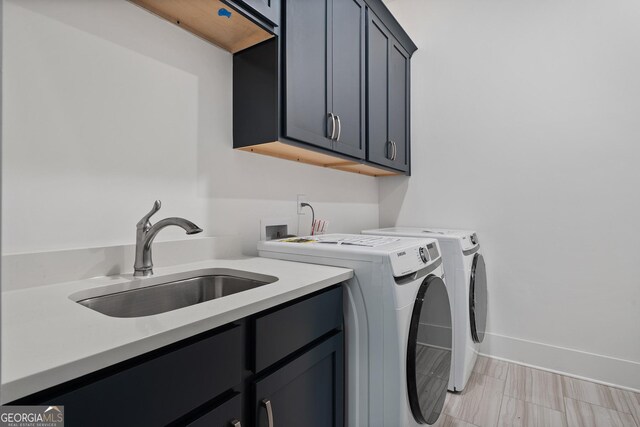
[254,285,343,372]
[254,333,344,427]
[9,285,344,427]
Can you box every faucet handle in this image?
[137,200,161,229]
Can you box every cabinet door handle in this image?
[387,140,393,160]
[391,141,397,160]
[261,399,274,427]
[335,115,342,142]
[230,420,242,427]
[328,113,337,140]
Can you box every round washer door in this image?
[406,274,452,425]
[469,253,487,343]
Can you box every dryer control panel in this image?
[461,232,479,252]
[389,240,440,277]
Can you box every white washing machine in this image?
[362,228,487,392]
[258,234,452,426]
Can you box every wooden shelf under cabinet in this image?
[237,141,401,177]
[130,0,274,53]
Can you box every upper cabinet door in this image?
[388,40,410,171]
[366,11,410,172]
[366,12,392,167]
[330,0,366,159]
[283,0,333,150]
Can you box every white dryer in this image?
[362,228,487,392]
[258,234,452,426]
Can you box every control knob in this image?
[419,247,428,263]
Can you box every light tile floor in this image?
[433,356,640,427]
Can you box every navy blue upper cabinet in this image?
[233,0,416,176]
[366,10,411,172]
[134,0,417,175]
[283,0,365,158]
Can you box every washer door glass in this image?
[406,274,452,425]
[469,253,487,343]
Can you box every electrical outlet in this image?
[297,194,307,215]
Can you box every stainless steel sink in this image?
[77,274,276,318]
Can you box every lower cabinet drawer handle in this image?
[230,419,242,427]
[262,399,274,427]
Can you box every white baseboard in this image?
[480,332,640,393]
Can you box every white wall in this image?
[4,0,640,391]
[1,0,378,257]
[381,0,640,388]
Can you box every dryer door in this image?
[406,274,452,425]
[469,253,487,343]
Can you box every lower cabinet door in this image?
[187,393,243,427]
[253,333,344,427]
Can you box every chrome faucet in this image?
[134,200,203,276]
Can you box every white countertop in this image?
[0,257,353,403]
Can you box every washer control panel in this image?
[419,247,428,263]
[389,240,441,277]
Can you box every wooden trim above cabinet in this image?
[129,0,274,53]
[237,141,400,177]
